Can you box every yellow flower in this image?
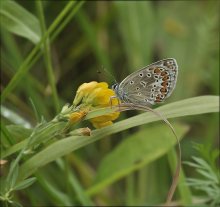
[73,81,98,106]
[69,110,88,125]
[92,121,113,129]
[69,127,91,136]
[72,81,120,128]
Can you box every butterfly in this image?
[112,58,178,105]
[111,58,180,204]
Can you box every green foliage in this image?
[0,161,36,206]
[88,123,189,196]
[184,144,220,207]
[0,0,219,206]
[0,0,41,44]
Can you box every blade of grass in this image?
[1,1,85,111]
[87,123,188,196]
[17,95,219,181]
[1,1,77,102]
[51,1,85,44]
[36,1,60,113]
[137,166,149,205]
[167,148,192,205]
[86,95,219,120]
[68,170,94,206]
[1,95,219,159]
[0,0,41,44]
[0,123,14,147]
[114,1,155,70]
[125,174,136,205]
[0,34,45,94]
[1,122,66,159]
[1,105,32,128]
[35,173,73,206]
[76,10,113,71]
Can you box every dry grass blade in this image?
[117,103,181,205]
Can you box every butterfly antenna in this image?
[100,65,117,84]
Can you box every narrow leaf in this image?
[1,105,32,128]
[87,123,189,196]
[13,177,36,191]
[69,171,94,206]
[18,96,219,180]
[0,0,41,44]
[7,161,19,189]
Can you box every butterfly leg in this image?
[109,96,121,110]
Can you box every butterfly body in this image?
[112,58,178,105]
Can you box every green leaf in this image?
[1,122,14,146]
[86,122,189,196]
[114,1,155,69]
[11,201,23,207]
[1,1,80,102]
[0,0,41,44]
[76,11,113,73]
[183,161,202,169]
[17,96,219,181]
[69,171,94,206]
[1,122,66,159]
[7,161,19,190]
[1,105,32,128]
[13,177,36,191]
[35,173,72,206]
[86,95,219,120]
[196,169,218,183]
[6,125,33,142]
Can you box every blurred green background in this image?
[1,1,219,206]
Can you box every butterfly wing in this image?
[118,58,178,105]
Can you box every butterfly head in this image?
[111,83,119,91]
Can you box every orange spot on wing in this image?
[160,88,167,93]
[161,81,168,87]
[162,76,169,81]
[154,68,161,74]
[161,71,167,76]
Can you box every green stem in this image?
[125,174,136,205]
[0,123,14,146]
[36,1,60,113]
[1,1,76,102]
[52,1,85,40]
[6,124,41,185]
[137,166,148,205]
[167,148,193,205]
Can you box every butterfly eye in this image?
[154,75,159,79]
[147,73,151,77]
[112,83,118,90]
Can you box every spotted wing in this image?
[118,58,178,105]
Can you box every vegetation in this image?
[0,1,219,206]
